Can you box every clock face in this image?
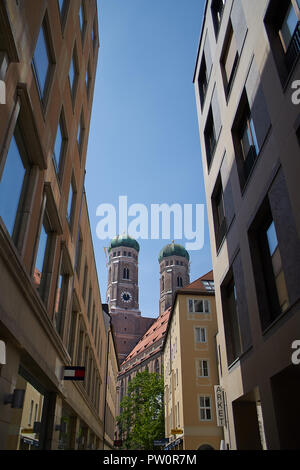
[121,291,132,303]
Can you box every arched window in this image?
[161,275,165,292]
[123,267,129,279]
[177,276,183,287]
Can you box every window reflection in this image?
[33,22,51,100]
[0,134,26,237]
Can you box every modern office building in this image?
[194,0,300,449]
[0,0,118,450]
[163,271,223,451]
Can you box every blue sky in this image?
[85,0,212,318]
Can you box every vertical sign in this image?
[214,385,226,427]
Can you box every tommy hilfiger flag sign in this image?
[63,366,85,381]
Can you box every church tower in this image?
[107,234,140,315]
[158,242,190,315]
[106,234,155,364]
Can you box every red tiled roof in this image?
[178,270,214,293]
[121,307,171,366]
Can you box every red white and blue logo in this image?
[63,366,85,381]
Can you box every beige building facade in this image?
[163,272,223,450]
[0,0,118,450]
[194,0,300,449]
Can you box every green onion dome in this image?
[158,242,190,263]
[108,234,140,253]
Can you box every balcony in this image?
[285,21,300,73]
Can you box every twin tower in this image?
[106,234,190,364]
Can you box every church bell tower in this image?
[106,234,140,315]
[158,242,190,315]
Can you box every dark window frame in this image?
[52,107,68,181]
[69,43,79,107]
[221,272,242,366]
[264,0,300,88]
[211,0,226,39]
[212,174,227,252]
[198,54,209,109]
[232,90,260,190]
[248,197,289,332]
[204,106,217,170]
[220,20,239,101]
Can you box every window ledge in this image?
[261,297,300,337]
[227,345,253,372]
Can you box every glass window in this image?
[69,51,77,97]
[92,21,97,51]
[198,360,209,377]
[199,396,212,421]
[198,56,208,108]
[123,268,129,279]
[240,115,259,159]
[53,115,66,173]
[280,3,298,50]
[58,0,65,15]
[75,233,83,277]
[54,268,68,336]
[35,220,48,278]
[33,21,51,100]
[77,112,84,155]
[86,63,91,95]
[189,299,210,313]
[266,221,278,256]
[266,220,289,312]
[204,107,217,168]
[202,280,215,291]
[195,327,207,343]
[0,134,26,237]
[79,2,85,35]
[222,22,239,97]
[67,179,75,225]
